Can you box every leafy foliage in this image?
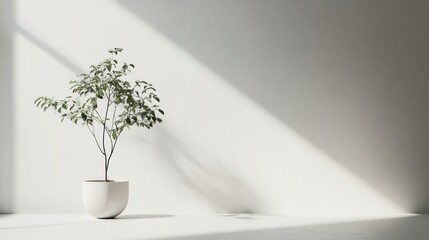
[35,48,164,181]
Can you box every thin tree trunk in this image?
[102,90,111,182]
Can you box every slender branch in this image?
[111,105,117,130]
[91,120,98,139]
[104,125,114,152]
[102,89,111,181]
[106,130,122,170]
[104,96,115,154]
[94,109,103,121]
[86,124,105,155]
[90,108,103,124]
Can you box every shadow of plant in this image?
[134,128,263,213]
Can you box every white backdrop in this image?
[1,0,429,214]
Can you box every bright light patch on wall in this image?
[13,0,404,214]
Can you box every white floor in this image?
[0,214,427,240]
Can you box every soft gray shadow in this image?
[221,213,262,220]
[115,214,174,219]
[0,0,14,214]
[219,213,287,218]
[127,215,429,240]
[15,25,83,74]
[135,128,263,213]
[117,0,429,212]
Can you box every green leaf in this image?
[34,97,42,104]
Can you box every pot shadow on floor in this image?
[115,214,174,220]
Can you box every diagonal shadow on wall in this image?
[116,0,429,213]
[15,25,83,74]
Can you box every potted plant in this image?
[34,48,164,218]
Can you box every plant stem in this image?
[86,124,104,155]
[106,130,121,171]
[111,105,117,130]
[102,89,111,181]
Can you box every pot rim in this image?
[83,180,129,183]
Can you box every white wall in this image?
[2,0,429,214]
[0,0,15,214]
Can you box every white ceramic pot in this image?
[82,180,129,219]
